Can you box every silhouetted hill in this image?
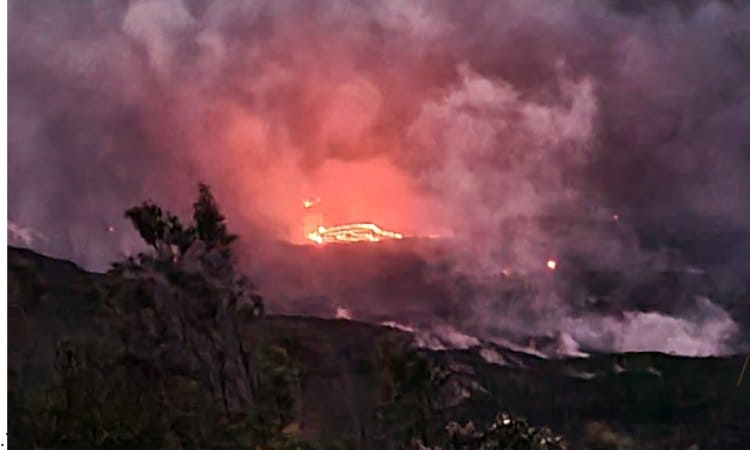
[8,246,750,449]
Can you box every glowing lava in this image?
[303,197,403,245]
[307,223,403,245]
[304,197,321,209]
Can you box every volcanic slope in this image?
[7,246,750,449]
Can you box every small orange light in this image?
[546,259,557,270]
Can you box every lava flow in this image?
[307,223,403,244]
[303,198,404,245]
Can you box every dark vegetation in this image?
[8,185,750,449]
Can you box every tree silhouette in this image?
[193,183,237,249]
[124,201,169,249]
[124,183,236,257]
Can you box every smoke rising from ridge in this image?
[9,0,750,355]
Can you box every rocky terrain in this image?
[8,245,750,449]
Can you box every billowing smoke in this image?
[9,0,750,355]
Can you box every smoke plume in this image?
[9,0,750,355]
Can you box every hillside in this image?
[7,246,750,449]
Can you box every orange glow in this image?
[226,156,444,244]
[546,259,557,270]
